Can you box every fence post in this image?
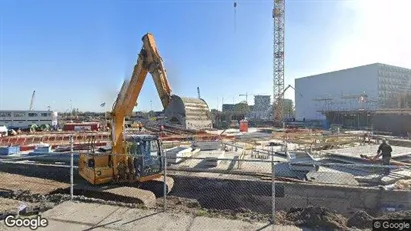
[163,150,167,211]
[70,135,74,200]
[271,145,275,224]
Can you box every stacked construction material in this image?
[0,146,20,155]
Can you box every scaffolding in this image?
[313,92,380,129]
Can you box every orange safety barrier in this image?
[0,131,233,146]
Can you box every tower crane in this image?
[239,93,250,104]
[29,90,36,111]
[273,0,286,127]
[233,0,285,127]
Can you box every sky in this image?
[0,0,411,113]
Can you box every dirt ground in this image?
[0,172,69,195]
[346,210,374,229]
[277,207,348,230]
[158,197,349,229]
[2,172,411,230]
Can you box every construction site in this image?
[1,1,411,231]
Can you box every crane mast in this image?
[273,0,285,127]
[239,93,249,103]
[29,90,36,111]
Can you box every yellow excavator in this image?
[78,33,175,206]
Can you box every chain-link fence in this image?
[1,135,410,230]
[71,138,410,229]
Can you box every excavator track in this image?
[140,175,175,197]
[73,176,174,208]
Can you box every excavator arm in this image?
[110,33,172,178]
[143,34,172,109]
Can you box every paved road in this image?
[0,201,304,231]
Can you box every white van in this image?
[0,125,8,137]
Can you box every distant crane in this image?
[29,90,36,111]
[197,87,201,99]
[239,93,251,104]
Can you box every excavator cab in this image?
[78,134,165,185]
[125,134,164,179]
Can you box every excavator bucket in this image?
[164,95,213,131]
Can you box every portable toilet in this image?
[239,119,249,132]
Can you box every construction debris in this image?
[394,179,411,190]
[346,210,374,229]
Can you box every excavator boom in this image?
[143,34,172,109]
[78,33,175,207]
[110,33,174,178]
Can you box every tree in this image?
[233,102,250,114]
[282,99,295,118]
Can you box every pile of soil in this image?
[156,196,201,213]
[158,196,271,223]
[284,206,347,230]
[205,208,271,223]
[347,210,374,229]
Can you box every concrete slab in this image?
[41,201,119,224]
[189,217,301,231]
[166,147,196,164]
[96,207,192,231]
[306,171,359,186]
[0,220,93,231]
[24,201,305,231]
[169,150,285,175]
[326,145,411,160]
[197,150,225,167]
[194,141,221,151]
[355,169,411,185]
[287,151,317,172]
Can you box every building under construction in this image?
[295,63,411,132]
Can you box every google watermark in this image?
[373,219,411,231]
[4,215,48,230]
